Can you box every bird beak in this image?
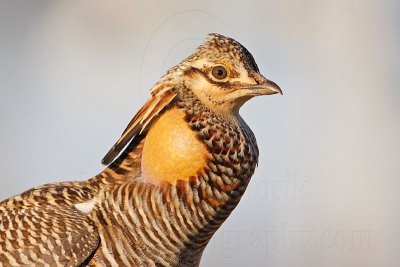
[241,79,282,96]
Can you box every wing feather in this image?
[101,84,177,165]
[0,199,99,266]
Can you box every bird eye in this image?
[211,65,228,80]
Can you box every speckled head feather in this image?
[186,33,260,72]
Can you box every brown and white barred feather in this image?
[85,90,259,266]
[0,183,100,266]
[0,33,279,267]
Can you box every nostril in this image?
[253,73,267,85]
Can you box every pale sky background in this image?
[0,1,399,266]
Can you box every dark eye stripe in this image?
[183,67,231,88]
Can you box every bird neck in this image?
[96,96,259,249]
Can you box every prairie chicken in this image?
[0,33,281,266]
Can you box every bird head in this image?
[101,33,281,165]
[174,33,282,114]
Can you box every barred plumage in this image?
[0,33,281,266]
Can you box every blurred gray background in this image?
[0,1,399,266]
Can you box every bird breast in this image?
[141,107,209,185]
